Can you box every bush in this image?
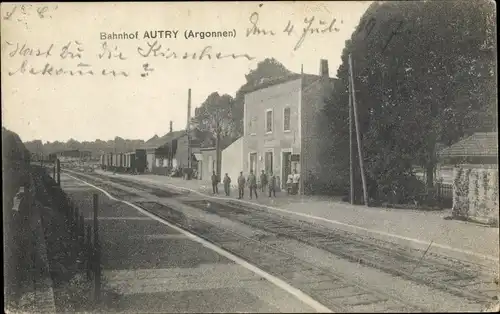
[368,174,426,205]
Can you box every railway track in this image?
[135,200,425,313]
[65,170,498,311]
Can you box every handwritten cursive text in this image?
[137,41,255,61]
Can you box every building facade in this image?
[242,60,334,193]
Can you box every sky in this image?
[1,1,370,143]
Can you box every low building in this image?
[142,127,211,176]
[439,132,498,224]
[221,137,244,187]
[242,59,336,193]
[197,147,217,181]
[195,137,243,185]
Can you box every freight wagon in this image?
[101,150,146,174]
[101,153,111,171]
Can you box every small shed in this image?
[439,132,498,224]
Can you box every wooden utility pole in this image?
[348,54,369,206]
[348,77,355,205]
[186,88,192,177]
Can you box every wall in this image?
[200,149,217,183]
[152,155,169,175]
[300,78,333,194]
[221,137,243,188]
[243,79,301,189]
[452,165,499,224]
[172,134,201,169]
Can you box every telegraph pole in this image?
[349,77,355,205]
[348,54,369,206]
[186,88,192,177]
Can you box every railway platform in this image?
[93,170,499,269]
[58,173,320,313]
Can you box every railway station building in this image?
[242,59,336,194]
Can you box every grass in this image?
[33,166,123,312]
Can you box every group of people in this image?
[210,169,301,199]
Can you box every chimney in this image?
[169,121,173,133]
[319,59,329,77]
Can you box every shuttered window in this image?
[265,109,273,133]
[283,107,291,131]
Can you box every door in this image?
[249,153,257,173]
[264,151,273,174]
[198,161,203,180]
[282,152,291,189]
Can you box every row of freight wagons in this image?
[100,149,147,173]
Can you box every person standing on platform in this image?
[260,170,268,193]
[292,169,300,195]
[286,172,293,195]
[211,171,219,195]
[268,172,276,197]
[248,170,258,199]
[237,171,246,199]
[223,173,231,196]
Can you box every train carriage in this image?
[106,153,112,170]
[124,152,132,172]
[117,153,122,170]
[123,153,129,171]
[112,153,118,171]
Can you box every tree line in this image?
[23,137,146,157]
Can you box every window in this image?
[283,107,291,131]
[265,109,273,133]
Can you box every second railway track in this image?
[65,170,498,312]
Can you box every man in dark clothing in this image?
[260,170,268,193]
[223,173,231,196]
[237,171,246,199]
[268,172,276,197]
[248,170,258,199]
[211,171,219,195]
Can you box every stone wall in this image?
[452,165,499,224]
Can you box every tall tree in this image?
[192,92,235,177]
[320,0,496,204]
